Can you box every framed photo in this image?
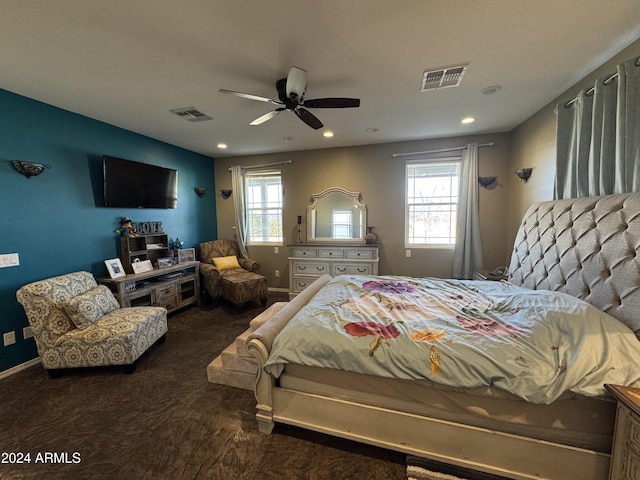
[131,259,153,274]
[177,248,196,264]
[104,258,126,278]
[157,257,173,269]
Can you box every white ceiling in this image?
[1,1,639,158]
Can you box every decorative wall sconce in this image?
[194,187,207,198]
[477,176,499,189]
[220,189,232,199]
[11,160,50,179]
[515,168,533,183]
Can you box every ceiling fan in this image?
[219,66,360,130]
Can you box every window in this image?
[245,170,283,244]
[405,159,460,247]
[331,209,353,238]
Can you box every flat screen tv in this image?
[103,156,178,209]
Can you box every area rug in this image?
[406,456,509,480]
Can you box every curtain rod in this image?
[392,141,495,158]
[228,160,292,172]
[563,55,640,109]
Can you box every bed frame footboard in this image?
[247,274,611,480]
[248,275,333,435]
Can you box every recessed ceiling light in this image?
[479,85,502,95]
[217,143,227,149]
[461,116,475,124]
[366,127,379,133]
[323,131,334,138]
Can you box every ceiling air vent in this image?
[170,107,212,122]
[421,63,469,91]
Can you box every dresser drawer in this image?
[293,261,329,276]
[629,408,640,451]
[317,248,344,258]
[345,248,374,260]
[155,296,177,310]
[290,247,317,258]
[621,447,640,480]
[155,283,177,297]
[333,263,371,275]
[292,276,318,293]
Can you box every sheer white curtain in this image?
[452,142,483,279]
[230,165,249,258]
[555,56,640,198]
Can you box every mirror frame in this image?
[306,187,367,243]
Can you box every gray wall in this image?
[214,133,511,289]
[507,38,640,253]
[216,37,640,291]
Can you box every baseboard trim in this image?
[0,357,41,380]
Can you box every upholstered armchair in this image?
[199,239,267,306]
[16,271,167,378]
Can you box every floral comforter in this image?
[265,275,640,404]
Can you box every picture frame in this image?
[157,257,173,269]
[177,248,196,264]
[104,258,126,278]
[131,259,153,274]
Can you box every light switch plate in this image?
[0,253,19,268]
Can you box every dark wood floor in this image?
[0,294,406,480]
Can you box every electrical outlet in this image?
[23,326,33,340]
[275,270,280,278]
[405,249,412,258]
[3,331,16,346]
[274,246,279,254]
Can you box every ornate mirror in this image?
[306,187,367,243]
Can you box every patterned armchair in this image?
[199,239,265,305]
[16,271,167,378]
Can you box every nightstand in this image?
[605,384,640,479]
[472,268,507,281]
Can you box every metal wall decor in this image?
[11,160,50,178]
[194,187,207,197]
[477,176,498,189]
[220,189,232,199]
[515,168,533,182]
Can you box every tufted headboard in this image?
[508,193,640,335]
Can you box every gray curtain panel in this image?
[452,142,483,279]
[555,56,640,199]
[231,165,250,259]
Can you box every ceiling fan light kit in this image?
[219,66,361,130]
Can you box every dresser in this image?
[605,384,640,480]
[288,243,379,299]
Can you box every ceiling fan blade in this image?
[286,66,307,101]
[218,89,281,105]
[295,107,323,130]
[250,109,283,126]
[303,97,360,108]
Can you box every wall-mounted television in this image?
[103,156,178,209]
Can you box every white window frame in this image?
[405,157,461,249]
[331,209,353,238]
[245,170,283,246]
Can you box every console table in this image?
[99,261,200,313]
[288,243,379,299]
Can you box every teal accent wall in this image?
[0,89,217,372]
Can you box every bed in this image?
[247,193,640,480]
